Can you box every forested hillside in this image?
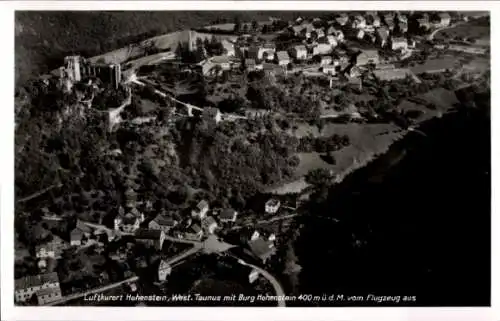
[15,11,321,84]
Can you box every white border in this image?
[1,2,498,321]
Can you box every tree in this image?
[305,168,335,186]
[242,24,249,34]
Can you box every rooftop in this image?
[36,287,61,297]
[220,208,237,220]
[196,200,209,211]
[373,68,412,80]
[15,272,59,290]
[152,214,176,227]
[248,238,275,261]
[135,229,163,240]
[277,51,290,61]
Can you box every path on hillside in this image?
[428,21,466,40]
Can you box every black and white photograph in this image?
[3,1,496,319]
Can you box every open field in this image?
[434,19,490,43]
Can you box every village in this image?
[14,10,490,307]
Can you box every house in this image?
[397,14,408,24]
[210,56,231,71]
[248,43,276,61]
[276,51,290,66]
[352,15,366,29]
[185,224,203,240]
[36,287,62,305]
[114,212,141,233]
[398,22,408,33]
[203,107,222,123]
[135,229,165,250]
[192,200,209,219]
[221,40,235,57]
[373,68,412,81]
[356,29,365,40]
[290,45,307,60]
[265,198,281,214]
[158,260,172,282]
[326,35,338,46]
[437,12,451,27]
[69,219,93,246]
[323,65,336,75]
[300,24,315,39]
[335,13,349,26]
[248,269,260,283]
[248,237,276,263]
[149,214,178,233]
[366,13,381,27]
[320,56,333,65]
[333,30,345,43]
[346,65,362,78]
[383,13,394,26]
[417,14,430,30]
[391,37,408,51]
[356,49,380,66]
[35,236,68,259]
[250,230,260,241]
[313,43,333,56]
[15,272,60,304]
[203,216,218,234]
[311,29,325,39]
[219,208,238,223]
[326,26,337,35]
[245,58,256,71]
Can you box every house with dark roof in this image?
[35,236,69,259]
[356,49,380,66]
[245,58,256,71]
[36,286,62,305]
[149,214,178,233]
[248,237,276,263]
[15,272,60,304]
[376,27,390,47]
[185,224,203,240]
[135,229,165,250]
[192,200,209,219]
[203,216,218,234]
[219,208,238,223]
[70,219,93,246]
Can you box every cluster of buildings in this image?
[15,272,62,305]
[60,55,122,90]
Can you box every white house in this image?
[290,45,307,60]
[313,43,333,56]
[248,269,260,283]
[265,199,281,214]
[192,200,209,219]
[391,37,408,51]
[352,15,366,29]
[437,12,451,27]
[323,65,336,75]
[203,107,222,123]
[320,56,333,65]
[221,40,235,57]
[326,35,338,46]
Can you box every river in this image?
[293,103,490,306]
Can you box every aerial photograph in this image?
[14,10,490,307]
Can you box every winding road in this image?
[234,257,286,307]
